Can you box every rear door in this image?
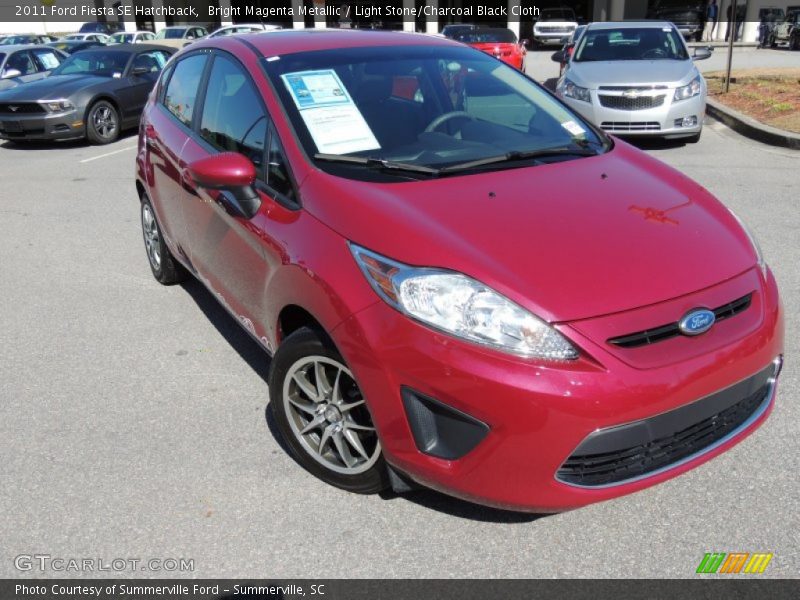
[144,51,210,257]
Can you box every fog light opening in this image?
[675,116,698,128]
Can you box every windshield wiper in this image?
[314,153,440,177]
[439,146,598,174]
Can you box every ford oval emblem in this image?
[679,308,716,336]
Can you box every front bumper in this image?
[560,88,706,138]
[331,267,783,512]
[533,33,571,45]
[0,109,85,141]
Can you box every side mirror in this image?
[1,68,22,79]
[186,34,195,40]
[185,152,260,219]
[693,46,713,60]
[521,38,530,47]
[551,50,565,63]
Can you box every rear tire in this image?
[140,193,188,285]
[791,34,800,51]
[269,327,389,494]
[86,100,119,145]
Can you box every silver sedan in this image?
[555,21,712,142]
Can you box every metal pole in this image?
[724,0,736,93]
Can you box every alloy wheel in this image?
[92,105,117,139]
[141,203,161,270]
[282,355,380,475]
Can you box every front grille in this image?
[599,94,666,111]
[601,121,661,131]
[556,361,778,487]
[608,293,752,348]
[0,103,45,115]
[599,85,668,91]
[537,26,573,33]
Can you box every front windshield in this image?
[155,28,187,40]
[265,46,605,178]
[2,36,32,45]
[50,51,129,77]
[456,29,517,43]
[574,27,689,61]
[111,33,133,43]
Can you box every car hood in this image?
[567,60,696,88]
[0,74,111,100]
[300,142,756,323]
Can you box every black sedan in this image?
[0,44,174,144]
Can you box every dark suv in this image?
[647,0,706,42]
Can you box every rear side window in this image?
[164,54,208,127]
[199,54,267,173]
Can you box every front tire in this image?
[86,100,119,145]
[269,327,389,494]
[686,131,702,144]
[140,194,188,285]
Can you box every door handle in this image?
[144,124,157,147]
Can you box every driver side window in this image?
[7,51,35,76]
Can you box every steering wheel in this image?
[424,111,473,134]
[641,48,667,59]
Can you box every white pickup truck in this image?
[532,7,579,46]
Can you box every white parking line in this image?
[80,145,137,163]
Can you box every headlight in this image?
[350,244,579,360]
[40,99,74,112]
[673,76,702,101]
[727,208,766,277]
[562,79,591,103]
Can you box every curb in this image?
[706,97,800,150]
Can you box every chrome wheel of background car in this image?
[141,203,161,270]
[282,355,381,475]
[86,100,119,144]
[93,106,115,138]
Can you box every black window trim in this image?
[192,48,300,211]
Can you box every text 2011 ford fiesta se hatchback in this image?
[136,30,783,512]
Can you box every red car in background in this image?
[136,30,782,512]
[455,27,527,70]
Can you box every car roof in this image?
[587,20,675,30]
[71,43,175,54]
[0,44,41,52]
[203,29,457,57]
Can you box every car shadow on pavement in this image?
[0,130,137,150]
[382,488,547,523]
[623,137,694,151]
[179,278,270,384]
[180,278,548,524]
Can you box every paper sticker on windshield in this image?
[281,69,379,154]
[39,53,60,69]
[282,70,353,109]
[561,120,586,136]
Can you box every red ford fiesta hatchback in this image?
[136,30,783,512]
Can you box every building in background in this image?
[0,0,796,43]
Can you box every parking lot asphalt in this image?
[1,92,798,578]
